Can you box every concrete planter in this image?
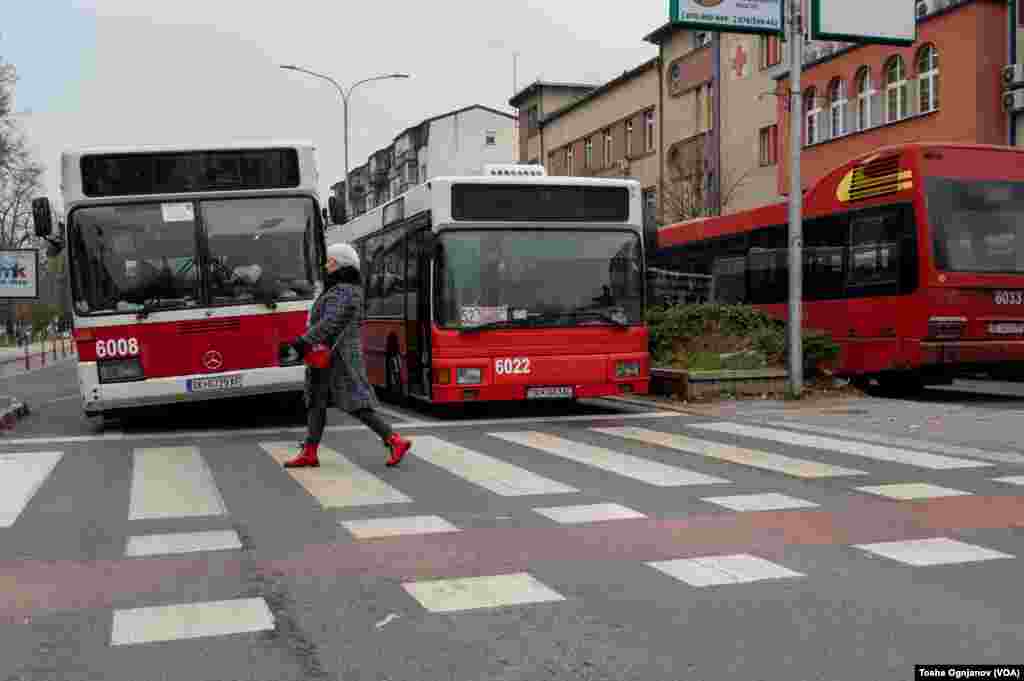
[650,367,789,401]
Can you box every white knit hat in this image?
[326,242,360,270]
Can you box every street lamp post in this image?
[279,65,410,218]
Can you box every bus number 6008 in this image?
[95,338,140,358]
[495,357,530,375]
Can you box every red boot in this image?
[385,433,411,467]
[284,442,320,468]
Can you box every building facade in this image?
[775,0,1011,195]
[339,105,515,221]
[508,21,783,229]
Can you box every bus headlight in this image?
[456,367,482,385]
[616,360,640,378]
[98,358,144,383]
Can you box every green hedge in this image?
[645,303,839,371]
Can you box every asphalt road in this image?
[2,364,1024,680]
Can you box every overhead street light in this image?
[280,65,411,219]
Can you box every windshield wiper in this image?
[569,309,629,327]
[458,318,536,333]
[136,297,164,320]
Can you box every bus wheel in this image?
[386,351,407,404]
[874,371,925,397]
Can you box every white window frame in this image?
[855,68,874,132]
[805,89,821,146]
[626,119,634,157]
[644,111,655,152]
[603,129,613,167]
[567,148,574,175]
[885,56,908,123]
[584,137,593,169]
[917,44,939,114]
[829,79,847,138]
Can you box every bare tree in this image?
[0,59,20,176]
[0,154,44,251]
[659,148,754,225]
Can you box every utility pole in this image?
[786,0,804,397]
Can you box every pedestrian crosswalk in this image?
[1,416,1022,649]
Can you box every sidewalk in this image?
[0,339,77,378]
[0,342,49,361]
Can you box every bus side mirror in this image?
[328,196,346,225]
[33,197,53,238]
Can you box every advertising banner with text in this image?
[669,0,783,35]
[0,249,39,300]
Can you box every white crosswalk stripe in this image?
[692,422,991,470]
[767,421,1024,466]
[0,451,63,528]
[129,446,227,520]
[490,431,730,486]
[408,435,578,496]
[261,442,413,508]
[593,426,866,478]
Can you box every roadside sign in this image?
[810,0,916,45]
[0,249,40,300]
[669,0,784,35]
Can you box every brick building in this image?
[775,0,1011,195]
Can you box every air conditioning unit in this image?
[1003,64,1024,89]
[482,163,547,177]
[1004,89,1024,113]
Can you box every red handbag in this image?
[304,343,333,369]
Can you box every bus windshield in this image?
[435,229,644,329]
[925,177,1024,274]
[68,196,318,314]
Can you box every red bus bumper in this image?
[430,379,649,403]
[919,340,1024,366]
[428,352,650,403]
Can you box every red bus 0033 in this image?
[327,165,650,404]
[650,143,1024,393]
[31,141,326,420]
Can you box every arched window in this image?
[917,44,939,113]
[885,55,908,122]
[804,87,820,145]
[855,67,873,131]
[829,78,847,138]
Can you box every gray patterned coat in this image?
[300,282,379,413]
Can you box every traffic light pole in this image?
[786,0,804,397]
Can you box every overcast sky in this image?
[7,0,667,208]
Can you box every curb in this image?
[0,396,30,430]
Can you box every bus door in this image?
[406,225,433,398]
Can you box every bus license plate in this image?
[187,374,243,392]
[526,386,573,399]
[994,290,1024,305]
[989,322,1024,335]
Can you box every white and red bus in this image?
[327,164,650,404]
[31,141,325,420]
[651,142,1024,392]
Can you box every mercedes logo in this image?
[202,350,224,371]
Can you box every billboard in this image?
[0,249,39,300]
[810,0,916,45]
[669,0,784,35]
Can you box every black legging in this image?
[306,405,393,446]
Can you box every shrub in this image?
[646,303,840,371]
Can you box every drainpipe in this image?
[540,88,546,165]
[657,43,665,225]
[1010,0,1018,147]
[713,32,723,215]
